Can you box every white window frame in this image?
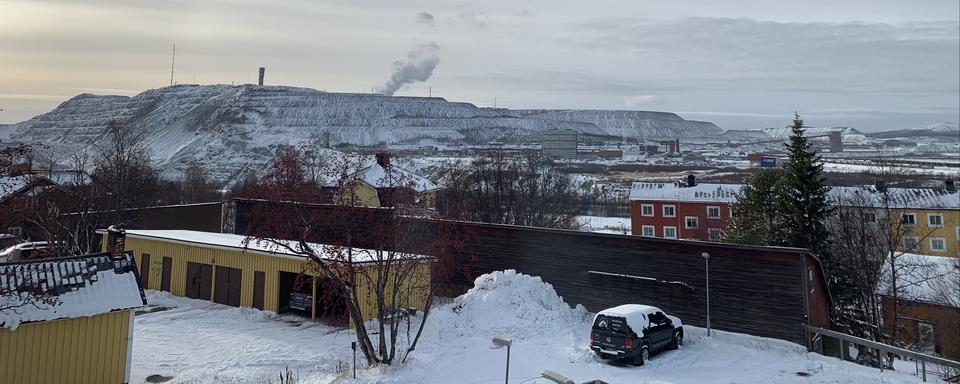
[901,213,917,226]
[662,205,676,218]
[685,216,699,229]
[641,204,655,217]
[641,225,656,237]
[706,206,721,219]
[903,236,919,250]
[663,226,677,239]
[707,228,721,241]
[927,213,944,228]
[929,238,946,252]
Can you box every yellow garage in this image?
[100,229,431,324]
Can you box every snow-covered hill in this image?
[7,85,721,184]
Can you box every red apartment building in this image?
[629,179,741,241]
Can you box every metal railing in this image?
[804,325,960,382]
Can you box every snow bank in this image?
[437,270,589,343]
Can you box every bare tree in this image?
[91,120,159,212]
[438,151,584,229]
[242,148,473,366]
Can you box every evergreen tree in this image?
[781,113,833,263]
[726,168,788,246]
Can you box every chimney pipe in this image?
[258,67,265,86]
[946,180,957,194]
[106,225,126,259]
[875,180,887,193]
[687,174,696,187]
[375,152,391,168]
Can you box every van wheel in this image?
[634,346,649,366]
[670,331,683,350]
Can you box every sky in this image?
[0,0,958,131]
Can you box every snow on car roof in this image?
[594,304,663,330]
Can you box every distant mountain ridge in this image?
[7,84,722,184]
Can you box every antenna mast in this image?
[169,43,176,86]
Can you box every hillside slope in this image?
[8,85,721,183]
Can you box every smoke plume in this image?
[377,43,440,96]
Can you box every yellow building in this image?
[834,185,959,257]
[0,251,147,384]
[101,229,432,324]
[325,153,440,209]
[893,207,960,257]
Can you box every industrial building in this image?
[101,229,431,324]
[541,129,578,159]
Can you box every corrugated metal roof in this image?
[0,253,146,330]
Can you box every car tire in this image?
[670,331,683,350]
[634,346,649,366]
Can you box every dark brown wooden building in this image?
[231,199,832,347]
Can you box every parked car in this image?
[589,304,683,365]
[0,241,53,262]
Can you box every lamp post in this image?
[492,336,512,384]
[702,252,711,337]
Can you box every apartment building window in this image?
[929,238,946,252]
[662,205,676,218]
[708,228,721,241]
[903,236,919,250]
[685,216,699,229]
[642,225,655,237]
[641,204,655,217]
[901,213,916,225]
[707,206,721,219]
[927,213,944,227]
[663,226,677,239]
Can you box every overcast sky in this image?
[1,0,958,131]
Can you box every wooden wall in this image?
[0,310,132,384]
[120,234,430,322]
[234,199,832,345]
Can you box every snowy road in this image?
[131,272,935,384]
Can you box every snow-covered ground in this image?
[131,271,935,384]
[577,215,631,235]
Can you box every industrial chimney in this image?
[258,67,265,86]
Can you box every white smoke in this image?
[377,43,440,96]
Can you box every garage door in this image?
[186,262,213,300]
[214,266,242,307]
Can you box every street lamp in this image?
[702,252,711,337]
[540,370,574,384]
[492,336,512,384]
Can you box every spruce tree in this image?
[781,113,833,264]
[726,168,788,246]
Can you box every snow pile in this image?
[438,270,589,342]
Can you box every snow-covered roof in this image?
[0,175,33,201]
[119,230,430,264]
[877,253,959,308]
[0,253,147,330]
[630,182,960,210]
[327,157,439,193]
[629,182,743,203]
[830,186,960,210]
